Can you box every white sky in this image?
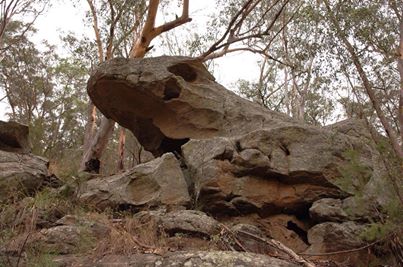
[0,0,261,120]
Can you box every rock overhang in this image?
[88,56,225,155]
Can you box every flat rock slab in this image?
[160,210,220,237]
[79,153,190,210]
[53,251,300,267]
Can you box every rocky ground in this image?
[1,56,401,266]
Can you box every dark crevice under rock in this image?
[159,137,189,157]
[287,221,308,244]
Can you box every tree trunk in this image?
[82,102,97,153]
[80,117,115,173]
[323,0,402,159]
[117,127,126,171]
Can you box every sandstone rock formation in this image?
[309,198,349,223]
[87,56,294,156]
[133,209,221,238]
[79,153,190,210]
[0,150,49,201]
[83,56,393,265]
[53,251,300,267]
[0,121,48,201]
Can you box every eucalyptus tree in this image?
[0,22,88,157]
[224,0,337,124]
[0,0,49,55]
[321,0,402,159]
[80,0,148,173]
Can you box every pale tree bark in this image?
[81,0,150,173]
[80,0,116,172]
[282,13,291,116]
[130,0,191,58]
[86,0,104,61]
[81,116,115,173]
[281,2,318,122]
[281,11,301,121]
[296,56,315,121]
[82,103,97,153]
[323,0,402,159]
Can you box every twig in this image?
[219,223,249,253]
[235,229,316,267]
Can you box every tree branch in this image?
[86,0,104,61]
[130,0,191,58]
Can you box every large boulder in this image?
[181,124,374,217]
[87,56,294,156]
[86,56,390,265]
[0,150,48,201]
[0,120,30,153]
[87,57,379,215]
[79,153,190,210]
[0,121,50,201]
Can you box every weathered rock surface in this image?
[161,210,220,237]
[0,120,30,153]
[87,56,295,156]
[133,209,220,238]
[257,215,310,253]
[230,224,281,255]
[305,221,366,253]
[309,198,348,222]
[303,221,369,265]
[181,125,374,217]
[86,56,391,266]
[0,150,48,201]
[54,251,300,267]
[2,215,109,256]
[79,153,190,209]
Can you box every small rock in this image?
[309,198,348,222]
[161,210,220,237]
[305,221,366,254]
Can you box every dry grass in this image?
[91,213,168,258]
